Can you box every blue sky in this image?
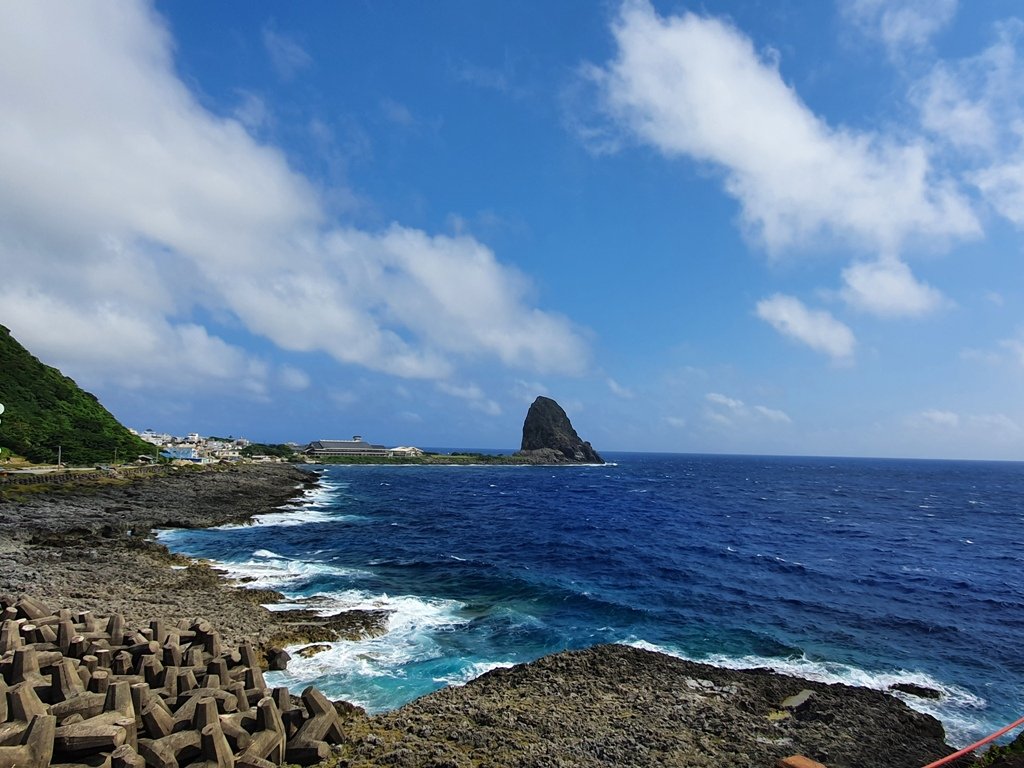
[2,1,1024,459]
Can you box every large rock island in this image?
[516,396,603,464]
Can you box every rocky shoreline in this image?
[0,464,990,767]
[0,464,388,649]
[337,644,960,768]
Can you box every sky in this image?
[2,1,1024,460]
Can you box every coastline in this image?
[0,463,972,767]
[0,463,387,648]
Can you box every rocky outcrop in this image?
[335,644,957,768]
[517,396,603,464]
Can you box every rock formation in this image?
[334,644,957,768]
[517,396,603,464]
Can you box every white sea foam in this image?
[622,638,988,747]
[211,551,369,590]
[212,480,359,529]
[433,660,514,687]
[263,590,470,711]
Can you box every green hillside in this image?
[0,325,153,465]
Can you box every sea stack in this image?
[518,396,603,464]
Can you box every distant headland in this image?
[0,323,602,471]
[301,395,604,466]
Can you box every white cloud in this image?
[452,54,520,96]
[960,331,1024,373]
[329,390,358,409]
[263,25,312,80]
[917,409,960,428]
[915,67,996,152]
[973,161,1024,225]
[968,413,1022,437]
[841,0,958,58]
[664,416,687,429]
[907,409,1023,451]
[278,366,311,391]
[753,405,792,424]
[0,2,588,399]
[380,98,415,127]
[910,409,1020,442]
[233,91,271,132]
[607,378,634,399]
[437,382,502,416]
[705,392,791,426]
[590,1,978,256]
[1,287,269,396]
[999,337,1024,367]
[913,22,1024,226]
[840,258,946,317]
[706,392,744,411]
[756,294,856,362]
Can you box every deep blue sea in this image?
[158,453,1024,747]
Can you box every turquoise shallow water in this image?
[159,453,1024,747]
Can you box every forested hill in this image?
[0,325,152,465]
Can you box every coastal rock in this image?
[517,396,603,464]
[335,644,956,768]
[889,682,942,700]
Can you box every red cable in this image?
[921,714,1024,768]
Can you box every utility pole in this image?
[57,445,62,468]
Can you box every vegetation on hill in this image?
[0,325,153,465]
[240,443,296,459]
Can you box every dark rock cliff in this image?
[517,396,603,464]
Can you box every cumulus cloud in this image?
[756,295,856,362]
[973,161,1024,225]
[841,0,958,58]
[704,392,791,427]
[914,22,1024,226]
[840,259,946,317]
[915,67,997,152]
[0,2,587,398]
[589,0,978,256]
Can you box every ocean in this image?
[157,453,1024,747]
